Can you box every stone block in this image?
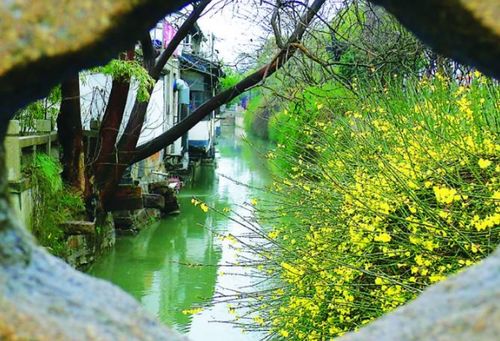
[143,193,165,209]
[163,190,180,215]
[7,120,20,135]
[338,247,500,341]
[65,234,95,268]
[61,221,96,235]
[105,185,143,211]
[96,213,115,250]
[148,181,171,195]
[4,135,21,182]
[34,119,52,133]
[112,211,135,231]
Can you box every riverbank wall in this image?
[4,121,181,269]
[4,121,116,268]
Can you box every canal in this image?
[88,124,270,340]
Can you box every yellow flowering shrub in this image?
[235,73,499,339]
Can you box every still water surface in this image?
[88,125,270,340]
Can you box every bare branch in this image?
[271,0,285,49]
[140,33,156,71]
[151,0,213,79]
[131,0,327,163]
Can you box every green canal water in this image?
[88,125,270,340]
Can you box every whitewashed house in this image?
[179,24,223,161]
[79,19,186,184]
[79,18,223,185]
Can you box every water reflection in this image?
[88,125,270,339]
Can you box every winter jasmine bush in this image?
[226,72,499,339]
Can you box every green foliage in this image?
[210,2,495,338]
[334,3,426,81]
[219,67,246,106]
[94,59,155,102]
[243,94,276,140]
[268,84,352,173]
[26,154,85,257]
[13,86,60,133]
[231,72,499,339]
[243,95,262,132]
[219,67,245,89]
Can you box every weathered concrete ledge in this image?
[338,246,500,341]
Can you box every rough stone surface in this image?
[338,247,500,341]
[0,0,193,129]
[113,210,136,231]
[371,0,500,79]
[0,246,187,340]
[61,221,96,235]
[149,182,180,215]
[63,213,116,268]
[143,194,166,210]
[106,185,144,211]
[65,234,95,267]
[113,208,159,235]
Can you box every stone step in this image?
[105,185,143,211]
[61,220,96,235]
[143,194,165,210]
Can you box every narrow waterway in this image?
[88,124,270,340]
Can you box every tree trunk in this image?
[93,51,134,192]
[98,0,326,204]
[98,0,212,206]
[57,74,87,194]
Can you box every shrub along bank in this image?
[235,72,499,339]
[25,154,85,257]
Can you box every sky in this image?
[197,2,266,66]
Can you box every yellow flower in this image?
[279,330,289,338]
[478,158,492,169]
[374,233,391,243]
[268,230,280,240]
[182,307,204,315]
[281,262,304,276]
[433,186,458,204]
[253,315,265,326]
[200,203,209,212]
[429,274,446,283]
[250,198,258,206]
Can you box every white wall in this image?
[79,59,182,156]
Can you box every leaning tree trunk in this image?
[99,0,325,206]
[93,51,134,202]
